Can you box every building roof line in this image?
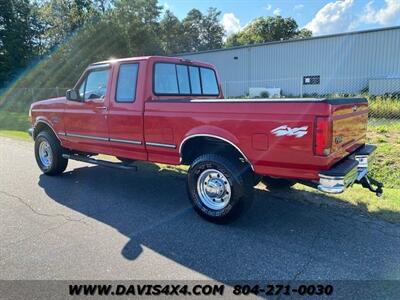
[175,25,400,56]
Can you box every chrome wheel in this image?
[38,140,53,168]
[197,169,231,210]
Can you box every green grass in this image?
[0,111,30,131]
[0,130,31,140]
[367,120,400,188]
[291,185,400,223]
[0,110,31,140]
[368,96,400,119]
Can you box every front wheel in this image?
[187,154,254,223]
[34,131,68,175]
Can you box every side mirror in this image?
[66,89,80,101]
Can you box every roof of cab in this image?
[91,56,153,65]
[90,55,215,68]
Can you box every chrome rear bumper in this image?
[318,145,376,194]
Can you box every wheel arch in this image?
[179,133,254,171]
[33,119,60,142]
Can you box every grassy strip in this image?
[0,111,30,131]
[0,111,31,140]
[368,97,400,119]
[0,130,31,141]
[367,119,400,188]
[292,184,400,223]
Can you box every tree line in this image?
[0,0,310,92]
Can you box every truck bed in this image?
[145,97,368,180]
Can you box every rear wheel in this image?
[187,154,254,223]
[262,176,295,190]
[34,131,68,175]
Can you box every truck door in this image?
[63,64,111,152]
[106,61,146,161]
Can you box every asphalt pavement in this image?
[1,136,400,281]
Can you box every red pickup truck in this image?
[29,56,382,223]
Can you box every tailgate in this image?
[330,98,368,154]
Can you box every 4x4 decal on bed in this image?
[271,125,308,138]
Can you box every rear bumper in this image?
[317,144,376,194]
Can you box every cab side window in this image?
[78,68,110,101]
[116,63,139,103]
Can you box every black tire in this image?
[34,130,68,175]
[262,176,295,190]
[187,154,254,224]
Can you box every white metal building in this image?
[177,26,400,97]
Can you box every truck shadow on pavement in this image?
[38,163,400,280]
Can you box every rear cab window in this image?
[153,62,219,97]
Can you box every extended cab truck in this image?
[29,56,383,223]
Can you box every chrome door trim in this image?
[66,133,109,141]
[145,142,176,149]
[110,138,142,145]
[62,132,142,145]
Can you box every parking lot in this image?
[1,136,400,281]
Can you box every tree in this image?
[182,9,203,52]
[225,16,312,47]
[0,0,34,87]
[112,0,162,56]
[0,0,13,85]
[160,10,185,55]
[37,0,100,51]
[93,0,112,13]
[201,8,224,51]
[182,8,224,52]
[296,28,312,39]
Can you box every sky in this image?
[161,0,400,36]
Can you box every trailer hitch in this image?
[357,175,383,197]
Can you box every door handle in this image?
[95,106,108,111]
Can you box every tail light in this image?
[314,117,332,156]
